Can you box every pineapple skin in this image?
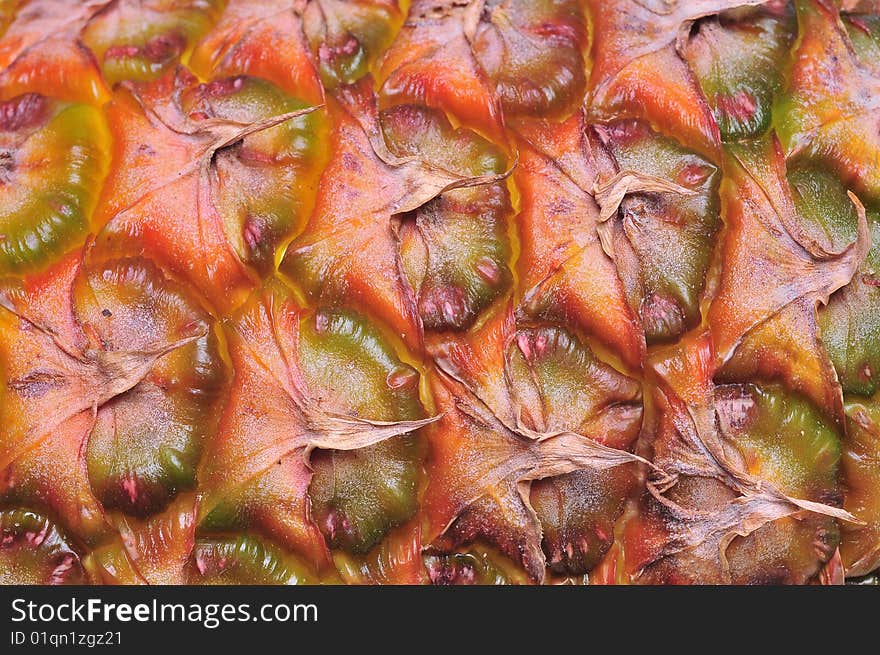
[0,0,878,585]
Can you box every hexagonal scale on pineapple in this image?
[584,0,768,162]
[81,0,224,85]
[74,254,224,517]
[0,246,224,525]
[469,0,589,118]
[531,470,636,577]
[280,79,512,348]
[381,104,513,332]
[710,137,869,422]
[685,3,795,140]
[423,304,647,582]
[0,93,109,274]
[512,114,645,371]
[376,0,504,141]
[0,0,110,103]
[0,508,86,584]
[188,0,324,105]
[303,0,405,89]
[93,68,321,311]
[181,76,327,274]
[300,307,426,554]
[784,164,880,398]
[595,120,721,345]
[774,0,880,204]
[507,325,642,576]
[626,335,854,584]
[198,279,434,571]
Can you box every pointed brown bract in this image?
[622,333,853,584]
[776,0,880,204]
[281,79,508,348]
[424,302,645,582]
[94,67,322,312]
[199,279,433,578]
[708,137,868,423]
[189,0,324,105]
[0,0,110,103]
[513,114,645,371]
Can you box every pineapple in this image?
[0,0,878,586]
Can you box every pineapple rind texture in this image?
[0,0,878,585]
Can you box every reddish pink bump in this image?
[595,120,647,147]
[861,272,880,287]
[202,76,245,99]
[314,311,330,333]
[716,388,758,432]
[0,93,48,132]
[422,285,466,325]
[715,90,758,124]
[475,257,501,284]
[122,477,139,504]
[640,293,685,338]
[442,300,457,323]
[104,44,142,60]
[143,33,186,62]
[533,21,581,42]
[318,36,360,62]
[677,163,712,187]
[517,333,533,360]
[242,216,266,253]
[195,550,208,574]
[534,332,548,357]
[324,510,337,540]
[846,15,872,36]
[420,297,438,318]
[387,366,418,390]
[49,554,78,584]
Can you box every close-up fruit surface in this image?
[0,0,878,585]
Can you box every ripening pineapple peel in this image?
[0,0,878,586]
